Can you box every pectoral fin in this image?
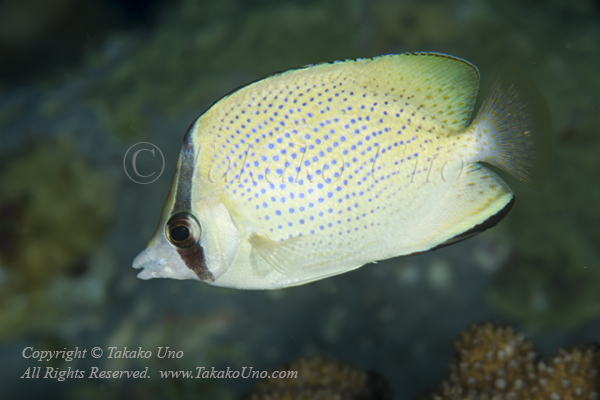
[248,233,307,275]
[248,232,366,286]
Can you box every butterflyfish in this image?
[132,53,551,289]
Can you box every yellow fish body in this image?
[133,53,551,289]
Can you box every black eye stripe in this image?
[173,133,195,211]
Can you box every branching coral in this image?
[422,322,600,400]
[243,355,392,400]
[533,345,600,400]
[245,325,598,400]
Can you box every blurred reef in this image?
[0,0,599,399]
[0,139,114,339]
[422,321,600,400]
[0,0,165,85]
[242,322,600,400]
[244,356,392,400]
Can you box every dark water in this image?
[1,0,599,399]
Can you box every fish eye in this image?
[166,213,200,248]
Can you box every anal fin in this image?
[408,163,514,253]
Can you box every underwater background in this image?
[1,0,599,398]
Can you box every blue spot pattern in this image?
[195,58,444,245]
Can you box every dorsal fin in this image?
[352,53,480,131]
[278,53,480,131]
[201,53,480,135]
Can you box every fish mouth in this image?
[132,245,201,281]
[132,249,162,280]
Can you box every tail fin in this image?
[471,64,552,190]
